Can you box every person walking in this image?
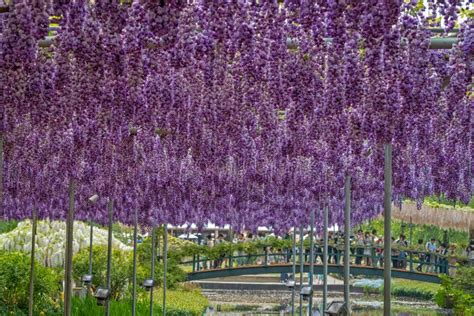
[416,239,426,272]
[447,244,457,276]
[355,230,365,265]
[425,238,437,273]
[466,240,474,265]
[364,231,373,266]
[437,243,448,274]
[396,234,408,269]
[392,237,399,268]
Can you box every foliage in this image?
[435,267,474,315]
[73,245,133,300]
[358,218,469,247]
[374,279,439,301]
[0,220,132,268]
[0,220,18,234]
[424,195,474,211]
[0,251,61,314]
[110,222,135,245]
[137,232,187,289]
[391,284,436,301]
[71,288,208,316]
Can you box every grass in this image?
[393,278,440,293]
[71,288,208,316]
[381,278,440,301]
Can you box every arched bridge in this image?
[186,263,441,283]
[182,251,451,284]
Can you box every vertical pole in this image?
[308,209,315,313]
[409,217,413,272]
[163,224,168,316]
[28,207,37,316]
[383,143,392,316]
[323,205,329,313]
[105,199,113,316]
[299,225,304,316]
[0,133,3,215]
[64,179,75,316]
[157,229,161,263]
[292,227,296,315]
[344,176,351,315]
[132,209,138,316]
[150,224,156,316]
[87,216,94,295]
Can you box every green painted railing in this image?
[181,247,457,283]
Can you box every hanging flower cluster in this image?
[0,0,472,233]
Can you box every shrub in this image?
[73,245,132,300]
[137,235,187,289]
[0,251,61,314]
[435,267,474,315]
[392,286,434,300]
[0,220,18,234]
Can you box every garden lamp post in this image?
[83,194,99,294]
[64,180,75,316]
[132,208,138,316]
[28,207,37,316]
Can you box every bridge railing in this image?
[181,246,458,277]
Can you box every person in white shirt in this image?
[425,238,437,273]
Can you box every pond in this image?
[205,301,448,315]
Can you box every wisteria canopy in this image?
[0,0,472,234]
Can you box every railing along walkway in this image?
[182,248,458,284]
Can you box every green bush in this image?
[73,245,132,300]
[137,235,187,289]
[0,251,61,314]
[435,267,474,315]
[358,218,469,247]
[377,279,438,301]
[392,286,435,300]
[0,220,18,234]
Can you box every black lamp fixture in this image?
[300,286,313,301]
[81,274,93,286]
[285,278,295,289]
[325,301,348,315]
[142,279,155,291]
[94,287,110,306]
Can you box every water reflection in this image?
[205,306,447,316]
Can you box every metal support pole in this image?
[409,217,413,272]
[105,199,113,316]
[163,224,168,316]
[132,209,138,316]
[35,35,458,49]
[0,133,3,214]
[344,176,351,315]
[88,218,93,294]
[150,224,156,316]
[64,180,75,316]
[292,227,296,315]
[309,209,315,313]
[323,205,329,313]
[28,208,37,316]
[384,143,393,316]
[299,225,304,316]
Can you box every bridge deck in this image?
[187,263,441,283]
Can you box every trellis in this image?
[1,1,472,316]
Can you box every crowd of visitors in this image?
[192,229,474,275]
